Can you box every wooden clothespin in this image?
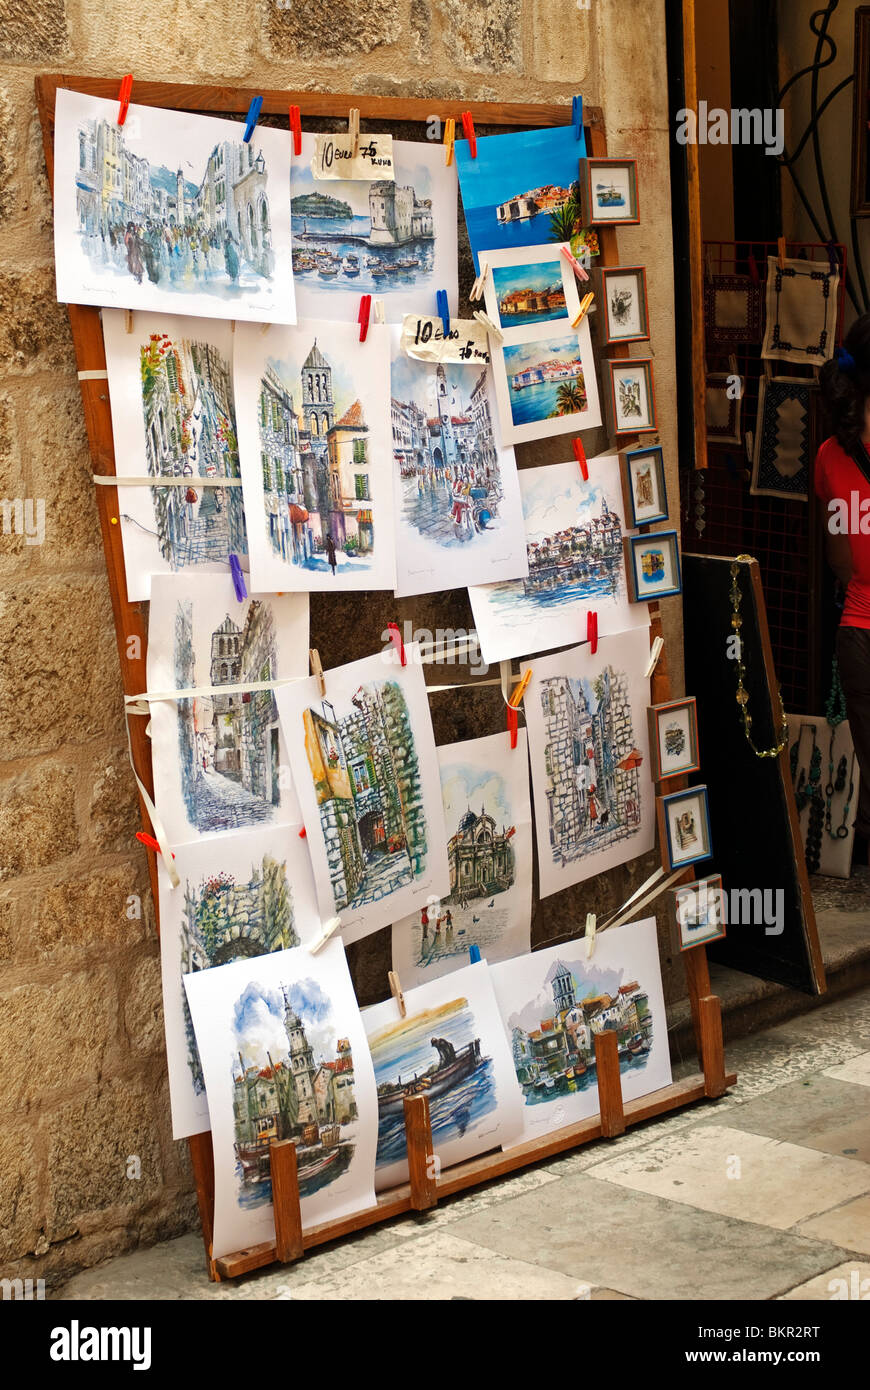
[470,259,489,302]
[777,236,787,270]
[386,621,407,665]
[230,320,236,334]
[229,553,247,601]
[358,293,371,343]
[572,291,595,328]
[573,436,588,481]
[243,96,264,144]
[644,635,664,679]
[461,110,477,158]
[260,322,271,335]
[584,912,597,960]
[309,916,342,955]
[289,104,302,157]
[388,969,406,1018]
[472,310,503,342]
[348,108,360,157]
[125,308,133,334]
[587,609,598,655]
[444,117,456,166]
[117,73,133,127]
[310,648,326,697]
[561,245,590,283]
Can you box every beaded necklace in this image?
[729,559,789,759]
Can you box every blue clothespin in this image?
[572,94,587,156]
[826,240,840,276]
[229,553,247,601]
[436,289,450,337]
[243,96,263,144]
[469,944,481,964]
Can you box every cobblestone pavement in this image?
[401,474,470,546]
[191,768,276,831]
[348,847,413,908]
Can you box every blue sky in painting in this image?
[455,126,582,210]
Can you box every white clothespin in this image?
[584,912,597,959]
[470,259,489,302]
[372,298,385,324]
[644,636,664,679]
[388,969,406,1018]
[472,310,504,343]
[348,108,360,156]
[309,916,342,955]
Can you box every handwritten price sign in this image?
[401,315,492,366]
[311,134,395,181]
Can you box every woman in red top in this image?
[817,322,870,852]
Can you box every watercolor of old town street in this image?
[290,132,457,322]
[391,731,532,988]
[146,575,308,845]
[276,647,449,944]
[102,310,247,601]
[184,941,378,1259]
[54,90,295,322]
[491,922,672,1145]
[234,320,396,592]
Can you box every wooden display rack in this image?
[35,76,735,1283]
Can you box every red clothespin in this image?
[777,236,787,270]
[289,104,302,156]
[573,436,588,481]
[299,827,307,838]
[561,245,589,283]
[387,622,407,665]
[117,73,133,127]
[507,704,519,750]
[358,294,371,342]
[136,831,175,861]
[461,111,477,159]
[747,252,759,284]
[587,610,598,655]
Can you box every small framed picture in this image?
[621,444,668,527]
[580,158,640,226]
[596,265,650,345]
[657,785,713,872]
[669,874,726,951]
[705,372,744,446]
[648,697,700,781]
[604,358,657,435]
[625,530,682,601]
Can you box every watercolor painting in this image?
[185,940,378,1259]
[102,310,247,601]
[159,826,320,1139]
[276,646,449,944]
[455,125,586,272]
[391,731,533,988]
[488,317,601,447]
[363,961,524,1189]
[490,920,671,1146]
[234,321,395,592]
[492,263,568,327]
[54,90,295,323]
[522,627,655,898]
[469,455,650,664]
[147,574,308,845]
[290,132,457,322]
[389,330,528,596]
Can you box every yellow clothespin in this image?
[230,320,236,334]
[470,259,489,302]
[444,117,456,166]
[348,108,360,156]
[777,236,787,270]
[584,912,597,960]
[472,309,503,343]
[572,292,595,328]
[644,636,664,679]
[509,667,532,709]
[309,916,342,955]
[388,969,407,1018]
[125,309,133,334]
[310,648,326,697]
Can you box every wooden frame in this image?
[36,73,734,1285]
[647,696,700,782]
[594,264,650,345]
[620,444,669,528]
[657,784,713,873]
[625,529,683,602]
[669,874,726,952]
[705,371,744,446]
[579,156,640,226]
[604,357,657,436]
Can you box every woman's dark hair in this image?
[820,312,870,451]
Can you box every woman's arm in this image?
[826,529,854,586]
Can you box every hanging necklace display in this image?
[729,559,789,759]
[823,658,854,841]
[789,722,824,870]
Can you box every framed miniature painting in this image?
[604,358,657,435]
[580,157,640,226]
[705,372,744,446]
[625,530,682,601]
[620,444,668,528]
[596,265,650,345]
[657,785,713,872]
[669,874,726,951]
[647,697,700,781]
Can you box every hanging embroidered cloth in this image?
[705,372,744,445]
[761,255,839,364]
[750,373,818,500]
[703,274,763,345]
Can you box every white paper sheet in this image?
[390,327,528,596]
[159,825,321,1139]
[146,573,309,845]
[275,643,449,944]
[522,626,654,898]
[234,319,396,592]
[291,132,457,323]
[54,90,295,323]
[468,454,649,664]
[185,939,378,1259]
[390,730,532,987]
[489,919,672,1147]
[362,960,524,1190]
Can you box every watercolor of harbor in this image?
[492,261,568,328]
[502,335,588,427]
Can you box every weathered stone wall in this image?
[0,0,680,1286]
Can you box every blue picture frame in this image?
[626,529,682,601]
[658,784,713,872]
[621,445,669,528]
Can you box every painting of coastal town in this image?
[455,124,586,272]
[363,961,524,1189]
[484,245,581,334]
[146,573,308,845]
[102,310,247,601]
[391,731,533,988]
[54,90,295,322]
[469,455,650,664]
[290,132,457,322]
[490,921,672,1146]
[184,940,378,1259]
[522,627,655,898]
[159,826,320,1139]
[275,646,449,944]
[234,320,395,592]
[389,330,528,595]
[489,318,601,446]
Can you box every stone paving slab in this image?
[778,1259,870,1301]
[687,1075,870,1164]
[823,1051,870,1088]
[796,1194,870,1256]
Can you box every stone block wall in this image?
[0,0,680,1286]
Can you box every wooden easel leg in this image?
[683,942,712,1065]
[594,1030,625,1138]
[270,1139,305,1263]
[188,1130,221,1282]
[403,1095,438,1211]
[698,994,727,1098]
